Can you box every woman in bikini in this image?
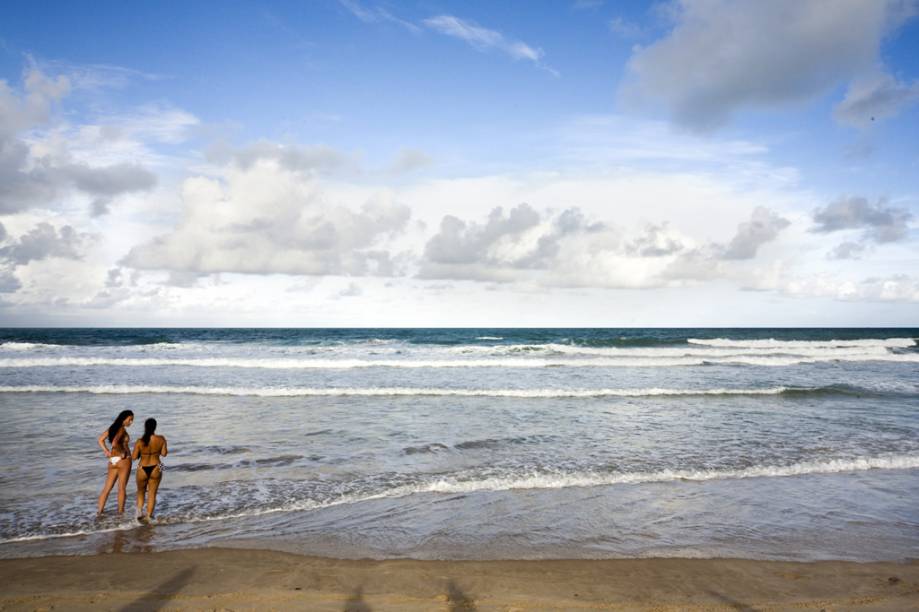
[97,409,134,516]
[132,418,168,521]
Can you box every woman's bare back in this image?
[136,434,168,467]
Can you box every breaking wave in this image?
[2,353,917,369]
[0,384,862,398]
[687,337,916,349]
[3,453,917,544]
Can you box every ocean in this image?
[0,328,917,561]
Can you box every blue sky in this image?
[0,1,918,326]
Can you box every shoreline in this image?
[1,548,917,610]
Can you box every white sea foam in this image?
[0,342,48,350]
[475,336,504,340]
[0,384,814,398]
[4,454,917,544]
[688,337,916,349]
[1,353,917,369]
[449,343,894,358]
[390,454,919,495]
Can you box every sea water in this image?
[0,328,917,560]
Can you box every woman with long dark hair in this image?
[97,409,134,516]
[132,418,168,520]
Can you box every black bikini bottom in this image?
[141,465,157,477]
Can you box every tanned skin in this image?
[133,434,168,519]
[97,415,134,516]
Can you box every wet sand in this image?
[0,548,917,611]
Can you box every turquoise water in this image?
[0,328,917,560]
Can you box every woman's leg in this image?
[97,464,118,515]
[146,468,162,518]
[115,460,132,514]
[135,466,149,517]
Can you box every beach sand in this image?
[0,548,917,611]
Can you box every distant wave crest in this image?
[687,337,916,349]
[1,353,917,369]
[0,384,860,398]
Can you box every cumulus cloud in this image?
[424,15,556,74]
[829,241,869,260]
[721,206,790,260]
[0,222,92,266]
[420,203,703,288]
[421,203,605,281]
[0,221,93,293]
[834,72,919,127]
[621,0,910,130]
[660,245,726,282]
[812,196,912,243]
[420,201,795,288]
[625,223,684,257]
[0,266,20,293]
[657,207,790,282]
[0,67,157,214]
[122,154,411,277]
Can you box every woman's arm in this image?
[160,437,168,457]
[132,440,142,461]
[97,430,111,457]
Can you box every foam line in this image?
[1,354,918,369]
[687,337,916,349]
[3,454,917,544]
[0,384,840,398]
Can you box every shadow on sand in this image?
[704,588,757,611]
[344,585,372,611]
[119,567,196,612]
[340,579,476,611]
[447,579,477,611]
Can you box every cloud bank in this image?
[0,67,157,215]
[621,0,915,130]
[122,152,411,277]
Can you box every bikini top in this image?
[139,436,164,457]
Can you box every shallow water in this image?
[1,328,917,560]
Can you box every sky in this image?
[0,0,918,327]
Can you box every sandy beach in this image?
[0,548,916,611]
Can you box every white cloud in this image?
[812,196,912,243]
[121,154,411,277]
[420,202,792,288]
[829,240,869,260]
[337,0,421,33]
[834,72,919,127]
[0,221,93,265]
[424,15,556,74]
[722,207,791,260]
[0,67,158,215]
[625,223,685,257]
[621,0,912,130]
[780,274,919,303]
